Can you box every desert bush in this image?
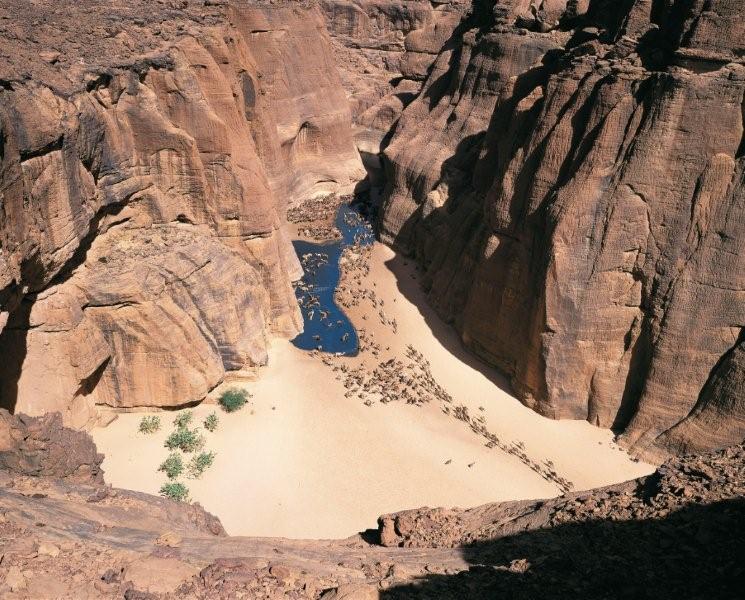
[187,451,216,479]
[138,415,161,434]
[164,427,204,453]
[218,388,250,413]
[158,453,184,479]
[159,482,189,502]
[172,411,193,429]
[204,412,219,432]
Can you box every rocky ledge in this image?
[0,410,742,599]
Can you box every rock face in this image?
[379,0,745,459]
[0,0,364,424]
[0,0,742,457]
[319,0,470,181]
[0,409,103,483]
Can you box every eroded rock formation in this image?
[0,0,364,424]
[0,410,103,483]
[319,0,470,183]
[379,0,745,459]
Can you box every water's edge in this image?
[291,201,374,355]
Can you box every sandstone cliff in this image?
[319,0,470,184]
[1,0,742,456]
[379,0,745,459]
[0,0,364,424]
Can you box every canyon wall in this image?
[0,0,742,457]
[319,0,471,183]
[0,0,364,425]
[379,0,745,459]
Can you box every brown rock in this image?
[0,0,365,421]
[37,542,60,558]
[155,532,182,548]
[124,556,200,594]
[0,410,103,483]
[3,566,26,591]
[379,0,745,458]
[321,583,379,600]
[378,515,400,547]
[27,575,69,599]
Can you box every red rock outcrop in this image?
[0,409,103,483]
[379,0,745,459]
[0,0,364,424]
[319,0,470,184]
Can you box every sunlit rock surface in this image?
[379,0,745,459]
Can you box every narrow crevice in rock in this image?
[0,295,33,413]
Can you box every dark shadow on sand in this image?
[382,251,515,398]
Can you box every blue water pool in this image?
[291,201,375,355]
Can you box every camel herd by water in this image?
[296,194,575,494]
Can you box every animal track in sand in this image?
[315,240,575,494]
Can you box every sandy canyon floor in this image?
[93,239,654,539]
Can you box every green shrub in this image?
[138,415,161,434]
[218,388,250,412]
[164,427,204,453]
[187,451,216,479]
[159,482,189,502]
[172,411,193,429]
[158,453,184,479]
[204,412,219,432]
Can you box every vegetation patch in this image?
[164,427,204,453]
[204,412,219,432]
[159,482,189,502]
[158,452,184,479]
[187,451,216,479]
[172,411,193,429]
[218,388,250,413]
[138,415,161,434]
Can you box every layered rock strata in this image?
[379,0,745,459]
[0,0,364,424]
[319,0,468,117]
[319,0,471,186]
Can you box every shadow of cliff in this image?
[0,251,46,413]
[418,0,495,114]
[379,138,536,402]
[381,498,745,599]
[0,295,32,413]
[377,36,569,405]
[383,251,513,397]
[0,204,126,414]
